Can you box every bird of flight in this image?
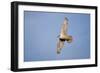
[56,17,73,54]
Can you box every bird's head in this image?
[57,35,60,38]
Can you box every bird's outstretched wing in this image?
[60,17,68,35]
[57,40,64,54]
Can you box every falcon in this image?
[57,17,72,54]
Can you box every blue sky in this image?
[24,11,90,62]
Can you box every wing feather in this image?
[57,40,64,54]
[60,17,68,35]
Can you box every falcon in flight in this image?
[56,17,73,54]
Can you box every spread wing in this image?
[60,17,68,35]
[57,40,64,54]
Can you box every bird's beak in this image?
[57,35,60,38]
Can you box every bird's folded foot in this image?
[66,36,72,43]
